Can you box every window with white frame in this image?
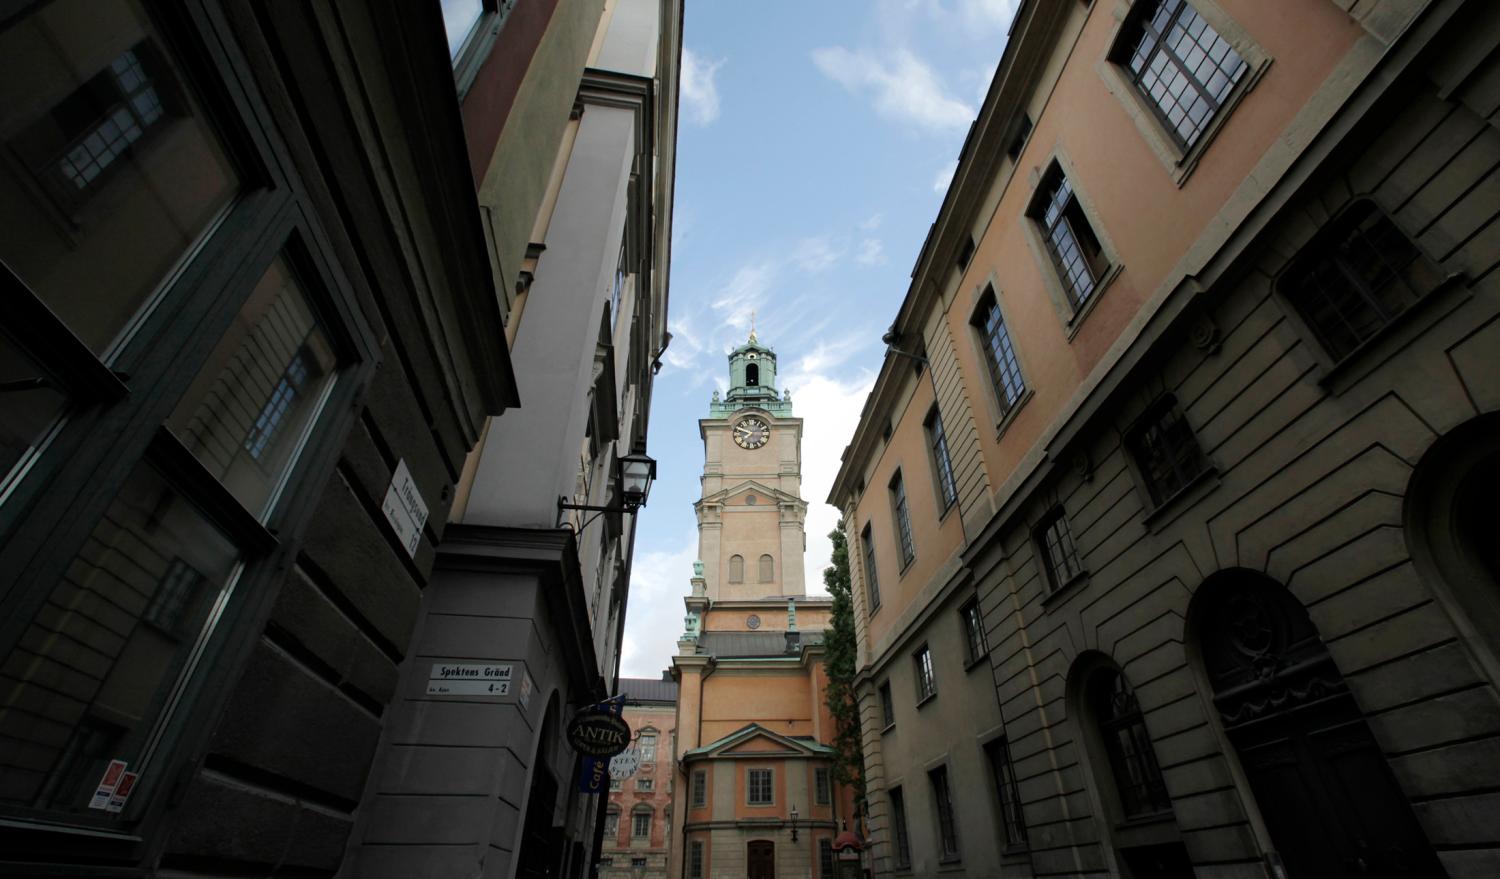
[747,768,774,805]
[632,807,652,838]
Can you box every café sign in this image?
[567,711,631,757]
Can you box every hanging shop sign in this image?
[567,711,631,757]
[607,748,641,779]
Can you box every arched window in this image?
[1087,667,1170,818]
[759,554,774,583]
[728,554,744,582]
[746,363,759,386]
[604,807,620,837]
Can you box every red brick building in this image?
[601,678,678,877]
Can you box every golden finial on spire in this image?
[748,310,758,344]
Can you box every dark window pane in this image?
[1092,669,1173,817]
[1118,0,1246,148]
[928,411,958,509]
[987,738,1028,847]
[890,787,912,867]
[1037,509,1083,590]
[930,766,960,859]
[0,463,240,815]
[0,0,239,357]
[165,257,337,519]
[891,472,914,566]
[862,525,880,612]
[1130,399,1206,504]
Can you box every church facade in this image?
[666,336,855,879]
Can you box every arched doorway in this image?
[516,696,563,878]
[747,839,775,879]
[1194,572,1443,877]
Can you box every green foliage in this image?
[822,522,865,802]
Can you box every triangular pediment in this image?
[683,723,833,761]
[696,480,806,509]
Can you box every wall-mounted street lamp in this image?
[557,449,657,530]
[789,804,799,843]
[882,327,929,367]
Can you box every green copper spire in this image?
[710,328,793,417]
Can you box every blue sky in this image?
[619,0,1019,678]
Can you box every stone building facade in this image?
[667,336,855,879]
[601,678,678,878]
[831,1,1500,877]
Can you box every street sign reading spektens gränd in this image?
[566,711,631,757]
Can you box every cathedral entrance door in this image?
[747,839,775,879]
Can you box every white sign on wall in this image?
[608,748,641,779]
[425,663,512,697]
[382,459,429,558]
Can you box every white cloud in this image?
[933,158,958,193]
[793,236,843,273]
[855,238,886,266]
[860,213,884,231]
[710,261,777,333]
[681,47,726,126]
[619,532,698,678]
[811,46,974,133]
[954,0,1020,32]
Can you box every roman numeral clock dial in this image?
[733,416,770,449]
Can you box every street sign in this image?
[608,748,641,779]
[567,711,631,757]
[425,663,512,697]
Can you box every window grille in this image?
[819,838,835,879]
[1129,397,1207,504]
[914,645,936,701]
[889,786,913,868]
[1093,669,1172,817]
[879,681,895,728]
[1031,167,1109,310]
[891,471,915,567]
[604,810,619,836]
[689,841,705,878]
[748,768,773,805]
[692,770,706,807]
[815,767,832,805]
[862,524,881,612]
[1035,508,1084,591]
[1115,0,1247,149]
[961,600,987,664]
[930,766,961,860]
[632,810,652,838]
[926,408,958,510]
[986,738,1028,848]
[974,290,1026,413]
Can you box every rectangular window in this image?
[879,681,896,729]
[862,523,881,613]
[1030,165,1109,310]
[610,778,622,791]
[636,778,654,791]
[1006,111,1034,160]
[889,786,913,868]
[973,290,1027,414]
[631,857,648,867]
[891,471,915,567]
[914,645,936,702]
[748,768,774,805]
[961,599,987,665]
[820,838,836,879]
[632,810,651,838]
[690,841,705,879]
[605,811,619,836]
[638,734,657,762]
[1280,199,1441,362]
[925,408,958,511]
[815,767,832,805]
[1113,0,1248,150]
[930,766,961,861]
[1128,396,1207,505]
[692,769,707,807]
[986,738,1028,848]
[1035,508,1084,591]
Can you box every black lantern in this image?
[789,804,799,842]
[557,449,658,528]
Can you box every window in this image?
[819,838,836,879]
[638,733,657,762]
[815,767,832,805]
[960,599,987,664]
[1090,668,1172,818]
[611,238,627,334]
[729,554,744,582]
[441,0,515,97]
[1112,0,1248,150]
[636,777,654,791]
[986,738,1028,848]
[605,809,620,836]
[632,808,652,838]
[1029,165,1110,311]
[631,857,648,867]
[759,553,775,583]
[1035,508,1084,591]
[610,778,623,791]
[1279,199,1442,363]
[890,471,915,568]
[914,645,936,702]
[879,681,896,729]
[926,408,958,511]
[973,289,1027,415]
[930,766,961,861]
[1128,396,1207,505]
[689,840,705,878]
[1006,112,1034,160]
[862,523,881,613]
[692,769,707,807]
[748,768,774,805]
[889,786,913,868]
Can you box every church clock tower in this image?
[696,331,807,601]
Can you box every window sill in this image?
[1313,272,1469,395]
[1041,571,1089,611]
[995,389,1034,441]
[881,722,896,736]
[936,498,957,523]
[964,651,990,673]
[1140,466,1219,533]
[898,557,916,578]
[937,859,965,871]
[916,692,938,710]
[1064,263,1123,341]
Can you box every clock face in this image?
[733,416,770,449]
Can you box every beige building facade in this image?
[831,1,1500,877]
[602,678,679,879]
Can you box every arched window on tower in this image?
[729,554,744,582]
[759,554,774,583]
[746,363,759,386]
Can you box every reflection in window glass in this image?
[0,333,70,493]
[0,0,238,356]
[441,0,485,59]
[0,464,240,815]
[166,257,337,519]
